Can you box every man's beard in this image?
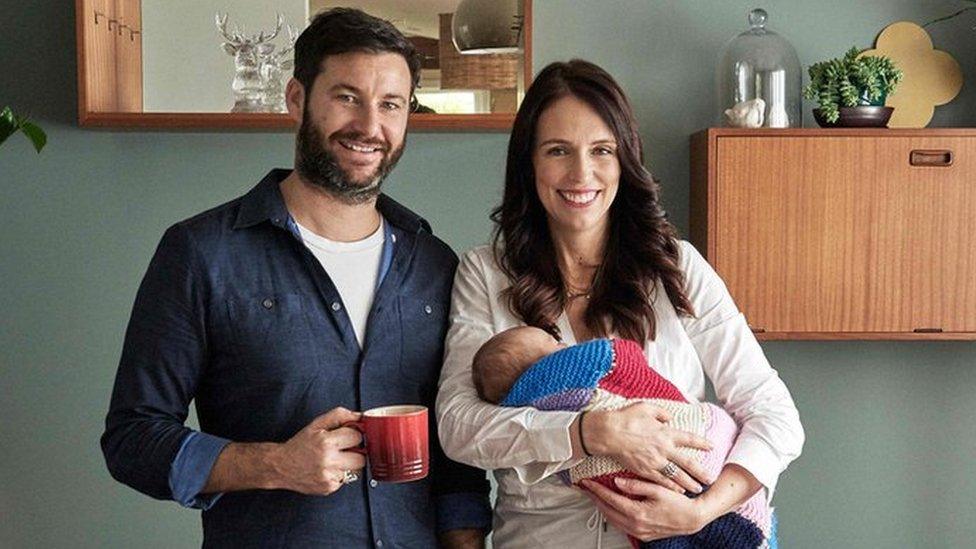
[294,113,405,205]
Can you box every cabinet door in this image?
[714,137,905,333]
[714,136,976,335]
[886,137,976,332]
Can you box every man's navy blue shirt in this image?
[102,170,491,548]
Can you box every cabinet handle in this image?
[749,326,766,334]
[910,149,953,167]
[913,327,943,333]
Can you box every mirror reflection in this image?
[81,0,526,116]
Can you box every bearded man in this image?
[101,8,490,548]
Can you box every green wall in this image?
[2,1,975,547]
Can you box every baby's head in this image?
[472,326,565,404]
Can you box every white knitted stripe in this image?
[570,391,711,482]
[569,455,626,483]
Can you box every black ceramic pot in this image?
[813,106,894,128]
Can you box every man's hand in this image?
[271,407,366,495]
[438,528,485,549]
[203,407,365,496]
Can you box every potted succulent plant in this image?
[803,47,903,127]
[0,106,47,152]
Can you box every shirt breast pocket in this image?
[398,295,447,387]
[219,292,320,383]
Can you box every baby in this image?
[472,326,776,549]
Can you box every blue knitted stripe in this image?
[501,339,613,406]
[643,510,765,548]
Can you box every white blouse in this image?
[436,241,804,548]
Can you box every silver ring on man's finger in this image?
[659,461,679,480]
[341,470,359,484]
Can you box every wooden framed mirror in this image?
[76,0,532,130]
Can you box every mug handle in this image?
[343,420,367,455]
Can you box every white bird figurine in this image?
[724,98,766,128]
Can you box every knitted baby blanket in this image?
[500,338,776,549]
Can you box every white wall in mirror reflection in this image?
[143,1,307,112]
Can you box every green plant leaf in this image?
[0,106,16,146]
[19,121,47,153]
[1,106,47,152]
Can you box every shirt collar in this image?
[233,169,292,230]
[233,169,431,235]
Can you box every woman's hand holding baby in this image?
[582,464,764,542]
[581,476,707,540]
[582,402,713,494]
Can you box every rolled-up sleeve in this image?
[436,249,581,484]
[169,431,230,509]
[101,224,222,505]
[679,242,805,502]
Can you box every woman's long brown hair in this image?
[490,59,694,342]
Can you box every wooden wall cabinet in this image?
[690,128,976,340]
[79,0,143,113]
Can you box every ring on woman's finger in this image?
[659,461,679,480]
[340,470,359,484]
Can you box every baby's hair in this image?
[472,329,541,403]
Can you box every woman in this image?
[436,60,804,547]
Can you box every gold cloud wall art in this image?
[863,21,963,128]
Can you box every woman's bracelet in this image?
[578,411,592,457]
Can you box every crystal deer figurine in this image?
[259,25,299,113]
[215,13,283,113]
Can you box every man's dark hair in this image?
[293,8,422,94]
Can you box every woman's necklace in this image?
[565,284,592,300]
[563,254,602,301]
[565,269,598,300]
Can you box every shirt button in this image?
[424,305,432,314]
[375,541,383,548]
[262,298,274,309]
[369,479,378,488]
[331,302,342,311]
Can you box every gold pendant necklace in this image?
[564,260,602,301]
[565,285,592,300]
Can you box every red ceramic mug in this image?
[351,405,429,483]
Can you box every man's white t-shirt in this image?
[295,217,385,348]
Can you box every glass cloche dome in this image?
[717,8,801,128]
